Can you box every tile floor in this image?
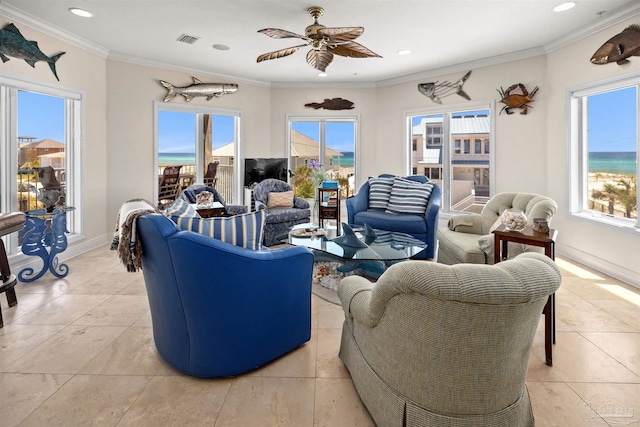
[1,245,639,426]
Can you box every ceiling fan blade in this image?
[258,28,307,40]
[317,27,364,43]
[257,45,307,63]
[306,49,334,72]
[328,41,381,58]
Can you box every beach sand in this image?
[588,172,637,218]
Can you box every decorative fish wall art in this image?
[304,97,354,110]
[590,24,640,65]
[159,77,238,102]
[418,71,472,104]
[0,23,66,81]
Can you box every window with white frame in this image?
[0,76,81,256]
[408,104,494,213]
[569,74,638,229]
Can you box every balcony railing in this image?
[158,164,235,204]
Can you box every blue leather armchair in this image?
[136,213,314,377]
[346,174,441,259]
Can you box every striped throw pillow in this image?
[172,210,266,251]
[368,177,395,210]
[164,198,196,218]
[385,177,434,215]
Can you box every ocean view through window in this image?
[570,74,638,228]
[156,106,240,205]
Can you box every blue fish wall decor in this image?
[0,23,66,81]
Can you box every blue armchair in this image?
[253,179,311,246]
[178,184,248,216]
[136,213,314,377]
[346,174,441,259]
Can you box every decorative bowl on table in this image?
[501,209,527,232]
[196,191,214,208]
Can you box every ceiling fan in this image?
[256,6,381,72]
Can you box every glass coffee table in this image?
[287,223,427,291]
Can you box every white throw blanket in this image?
[111,199,159,272]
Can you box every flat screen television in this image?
[244,158,288,187]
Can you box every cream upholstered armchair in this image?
[338,253,562,427]
[437,192,557,265]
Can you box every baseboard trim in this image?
[556,243,639,290]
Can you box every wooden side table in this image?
[317,187,340,235]
[493,224,558,366]
[191,202,225,218]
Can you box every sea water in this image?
[160,152,355,168]
[589,152,636,175]
[158,153,195,165]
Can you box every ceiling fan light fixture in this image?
[69,8,93,18]
[553,2,576,12]
[397,49,411,55]
[317,72,327,77]
[212,44,230,51]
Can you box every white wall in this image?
[105,61,271,220]
[545,18,640,286]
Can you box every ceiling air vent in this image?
[176,34,200,44]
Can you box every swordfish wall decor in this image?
[0,23,66,81]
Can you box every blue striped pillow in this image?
[385,177,434,215]
[164,198,196,218]
[368,177,395,210]
[172,210,266,250]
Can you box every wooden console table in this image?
[493,224,558,366]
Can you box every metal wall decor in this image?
[0,23,66,81]
[417,71,472,104]
[159,77,238,102]
[497,83,538,115]
[304,97,354,110]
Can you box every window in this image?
[1,77,81,257]
[412,139,417,151]
[288,116,359,198]
[412,167,418,175]
[569,74,638,229]
[408,106,493,213]
[155,104,241,204]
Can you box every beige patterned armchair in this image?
[437,192,557,265]
[338,253,561,427]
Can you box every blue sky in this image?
[17,88,638,154]
[291,121,355,153]
[587,86,637,152]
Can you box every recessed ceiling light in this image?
[397,49,411,55]
[553,2,576,12]
[68,8,93,17]
[212,44,230,51]
[317,73,327,77]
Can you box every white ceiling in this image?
[2,0,639,85]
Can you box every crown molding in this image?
[544,2,640,53]
[107,51,271,88]
[2,1,639,87]
[0,2,109,58]
[376,46,547,87]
